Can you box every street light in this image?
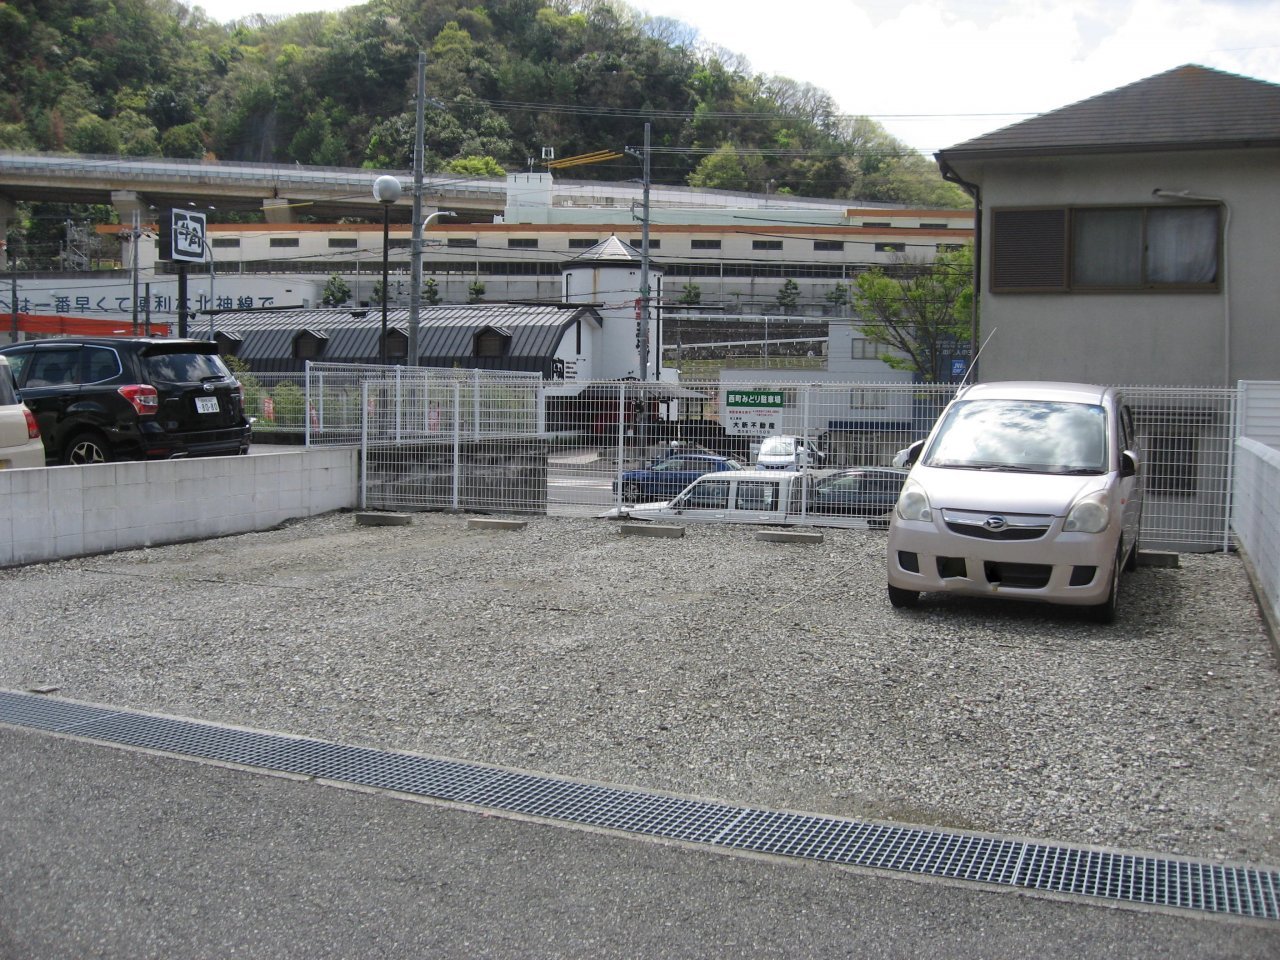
[372,175,403,364]
[409,208,457,363]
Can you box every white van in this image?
[626,470,807,525]
[886,382,1143,623]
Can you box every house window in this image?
[269,238,300,248]
[508,238,538,249]
[328,238,358,248]
[862,221,891,228]
[920,222,949,229]
[447,238,478,248]
[389,238,410,249]
[991,205,1220,292]
[568,238,598,249]
[475,329,508,357]
[813,240,844,252]
[293,332,326,360]
[875,242,906,253]
[937,243,963,253]
[851,338,881,360]
[630,238,660,249]
[850,389,887,410]
[214,333,242,357]
[211,238,240,249]
[691,239,721,250]
[752,240,783,251]
[384,329,408,363]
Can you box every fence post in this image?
[1224,384,1238,553]
[452,380,462,510]
[394,366,403,444]
[616,383,626,505]
[304,363,313,446]
[359,381,369,509]
[537,381,546,436]
[473,369,482,439]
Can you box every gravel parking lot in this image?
[2,511,1278,867]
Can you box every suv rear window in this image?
[142,350,232,383]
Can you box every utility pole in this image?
[130,210,140,335]
[408,49,427,367]
[624,122,652,381]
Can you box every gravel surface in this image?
[2,511,1278,866]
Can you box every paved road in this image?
[3,727,1276,960]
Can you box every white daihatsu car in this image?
[886,382,1142,623]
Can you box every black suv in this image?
[0,337,251,465]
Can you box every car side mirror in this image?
[901,439,925,468]
[1121,450,1138,478]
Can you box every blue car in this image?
[615,452,743,503]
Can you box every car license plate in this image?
[196,396,220,414]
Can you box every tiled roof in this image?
[938,65,1280,161]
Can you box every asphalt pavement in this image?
[3,727,1276,959]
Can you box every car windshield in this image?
[759,437,796,456]
[923,399,1107,475]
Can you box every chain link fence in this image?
[269,363,1243,551]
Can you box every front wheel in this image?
[1087,548,1123,624]
[887,584,919,608]
[622,481,643,503]
[63,431,113,466]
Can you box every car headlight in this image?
[1064,490,1110,534]
[896,479,932,522]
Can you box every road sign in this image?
[167,210,207,263]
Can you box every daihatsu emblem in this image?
[983,516,1007,531]
[203,383,216,392]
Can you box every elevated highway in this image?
[0,151,506,226]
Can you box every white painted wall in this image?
[0,447,357,568]
[1233,437,1280,635]
[1239,380,1280,450]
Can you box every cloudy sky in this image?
[205,0,1280,154]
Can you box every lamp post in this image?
[372,175,403,364]
[410,208,456,361]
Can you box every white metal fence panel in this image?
[1232,437,1280,630]
[279,364,1245,551]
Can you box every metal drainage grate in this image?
[3,689,1277,921]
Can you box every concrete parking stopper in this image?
[355,512,413,527]
[755,529,824,545]
[619,523,684,539]
[467,518,529,532]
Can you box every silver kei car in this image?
[886,382,1143,623]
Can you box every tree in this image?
[467,280,485,303]
[775,278,800,314]
[444,155,505,177]
[424,277,442,306]
[687,144,747,192]
[677,282,701,306]
[322,274,351,306]
[850,245,974,382]
[825,283,850,310]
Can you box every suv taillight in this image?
[118,384,159,416]
[23,407,39,439]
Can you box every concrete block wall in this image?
[0,448,358,568]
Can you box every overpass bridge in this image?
[0,151,507,252]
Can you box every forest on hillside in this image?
[0,0,967,214]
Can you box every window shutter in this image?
[991,209,1067,291]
